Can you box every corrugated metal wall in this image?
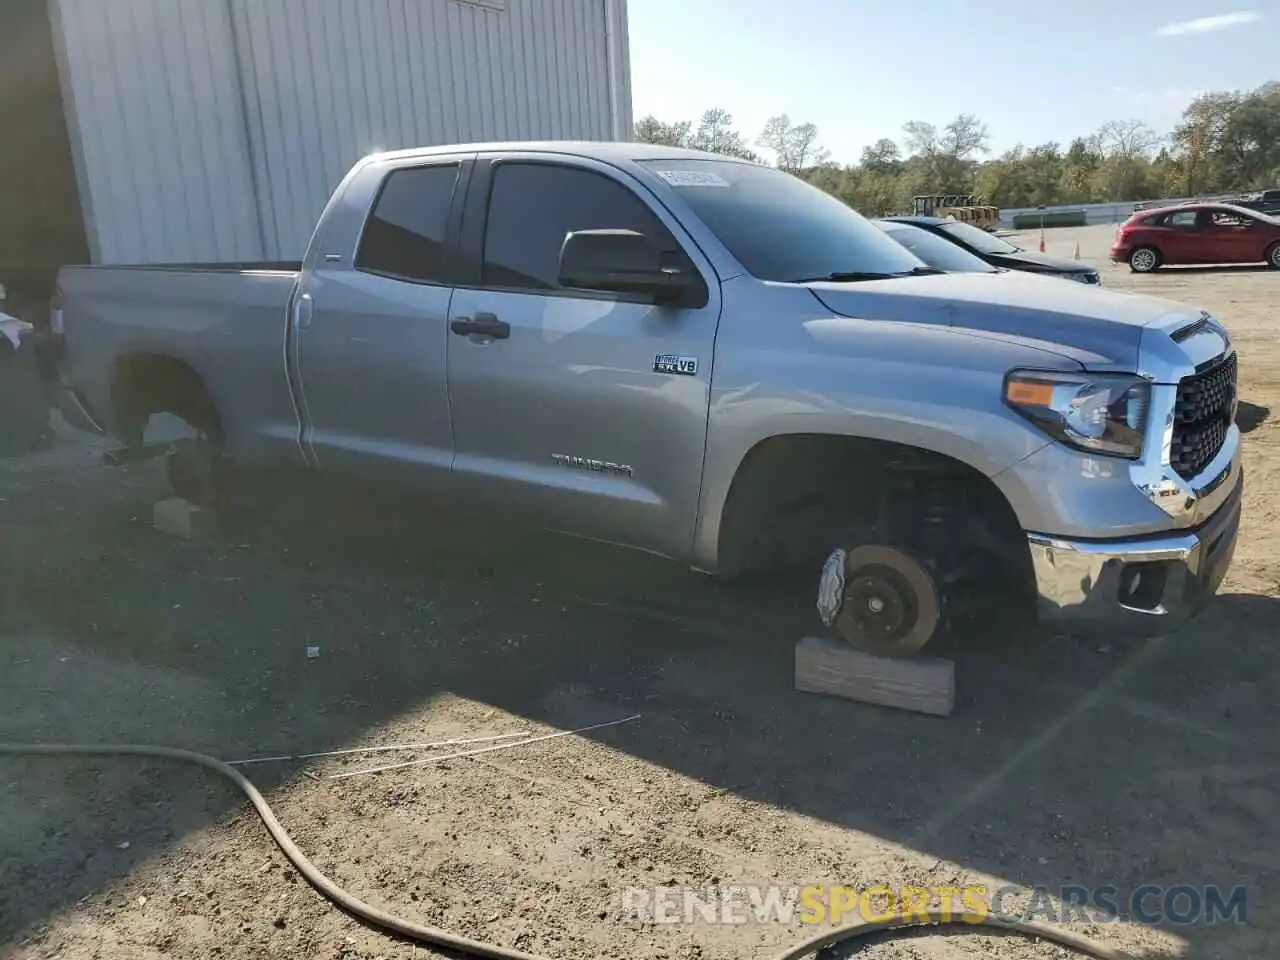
[50,0,631,264]
[229,0,629,260]
[50,0,265,263]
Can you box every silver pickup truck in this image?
[52,141,1242,655]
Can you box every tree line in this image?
[633,80,1280,215]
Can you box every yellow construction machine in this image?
[911,194,1001,232]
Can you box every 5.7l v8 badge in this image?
[654,354,698,376]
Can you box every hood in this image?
[806,271,1197,370]
[990,248,1094,274]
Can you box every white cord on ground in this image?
[327,714,641,780]
[226,730,533,766]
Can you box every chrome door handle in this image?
[293,293,313,329]
[450,311,510,340]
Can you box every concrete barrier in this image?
[1000,193,1243,229]
[1011,210,1087,229]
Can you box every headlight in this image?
[1067,271,1100,285]
[1004,370,1150,458]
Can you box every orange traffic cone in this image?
[1073,242,1081,260]
[1039,228,1046,253]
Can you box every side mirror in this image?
[558,229,699,305]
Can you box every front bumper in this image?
[1027,474,1241,627]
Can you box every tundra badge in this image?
[654,354,698,376]
[551,453,633,477]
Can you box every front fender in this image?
[692,313,1071,571]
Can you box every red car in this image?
[1110,202,1280,273]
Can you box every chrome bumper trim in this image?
[1028,478,1242,626]
[1131,402,1241,524]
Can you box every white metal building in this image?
[30,0,631,269]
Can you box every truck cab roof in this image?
[366,140,743,166]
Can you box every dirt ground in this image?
[2,223,1277,960]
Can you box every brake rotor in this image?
[829,545,941,657]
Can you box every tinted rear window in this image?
[356,164,460,283]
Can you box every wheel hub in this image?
[845,573,911,638]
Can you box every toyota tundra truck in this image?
[50,141,1242,655]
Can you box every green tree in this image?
[1023,143,1064,206]
[688,108,758,161]
[973,147,1028,207]
[901,120,939,157]
[1091,119,1161,200]
[634,80,1280,218]
[941,113,990,159]
[859,138,903,175]
[1172,92,1241,194]
[634,108,759,161]
[633,115,691,147]
[902,114,989,192]
[758,114,829,172]
[1218,82,1280,188]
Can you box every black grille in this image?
[1171,315,1210,342]
[1170,353,1236,480]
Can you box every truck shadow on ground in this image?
[1,465,1275,957]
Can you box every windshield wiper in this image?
[791,266,945,283]
[790,271,898,283]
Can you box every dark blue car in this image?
[878,215,1101,285]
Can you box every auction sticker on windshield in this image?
[653,170,730,188]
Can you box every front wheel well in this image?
[110,353,222,448]
[716,434,1032,592]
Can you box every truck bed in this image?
[78,261,302,273]
[57,262,303,463]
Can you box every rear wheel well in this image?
[110,353,222,448]
[717,434,1031,593]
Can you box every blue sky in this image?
[627,1,1278,164]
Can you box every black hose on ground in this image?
[1,743,1134,959]
[770,911,1135,960]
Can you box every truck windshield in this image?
[938,220,1020,255]
[636,159,925,283]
